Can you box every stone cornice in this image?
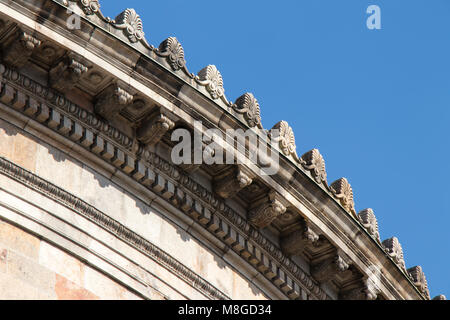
[0,66,330,300]
[0,0,433,299]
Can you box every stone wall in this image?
[0,115,269,300]
[0,219,140,299]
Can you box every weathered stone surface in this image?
[0,220,40,260]
[0,0,434,301]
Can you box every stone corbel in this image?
[213,165,254,199]
[281,223,320,257]
[49,53,89,91]
[311,252,351,284]
[137,110,176,146]
[340,279,380,300]
[95,83,134,119]
[248,191,289,229]
[1,29,41,68]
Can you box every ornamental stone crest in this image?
[382,237,406,271]
[196,65,226,101]
[233,93,262,129]
[271,121,297,158]
[115,9,145,43]
[301,149,327,186]
[357,208,381,243]
[330,178,356,217]
[157,37,190,74]
[407,266,430,299]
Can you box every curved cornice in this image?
[0,0,436,299]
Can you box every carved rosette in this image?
[233,93,262,129]
[382,237,406,271]
[196,65,229,103]
[157,37,191,75]
[270,121,297,158]
[79,0,100,15]
[330,178,356,217]
[357,208,381,243]
[408,266,430,299]
[248,192,288,229]
[301,149,327,186]
[115,9,145,43]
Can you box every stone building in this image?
[0,0,444,300]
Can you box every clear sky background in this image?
[100,0,450,298]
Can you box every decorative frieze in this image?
[233,93,262,129]
[281,224,320,257]
[357,208,381,243]
[1,29,41,68]
[137,111,175,146]
[95,83,134,119]
[408,266,430,299]
[330,178,357,217]
[50,54,89,91]
[0,63,133,149]
[248,191,288,229]
[213,165,254,199]
[382,237,406,271]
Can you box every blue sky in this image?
[100,0,450,298]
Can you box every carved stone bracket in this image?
[281,223,320,257]
[95,83,134,119]
[408,266,430,299]
[382,237,406,271]
[137,111,176,146]
[1,29,41,68]
[213,165,254,199]
[357,208,381,243]
[248,191,288,229]
[340,278,380,300]
[311,253,351,284]
[49,53,89,91]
